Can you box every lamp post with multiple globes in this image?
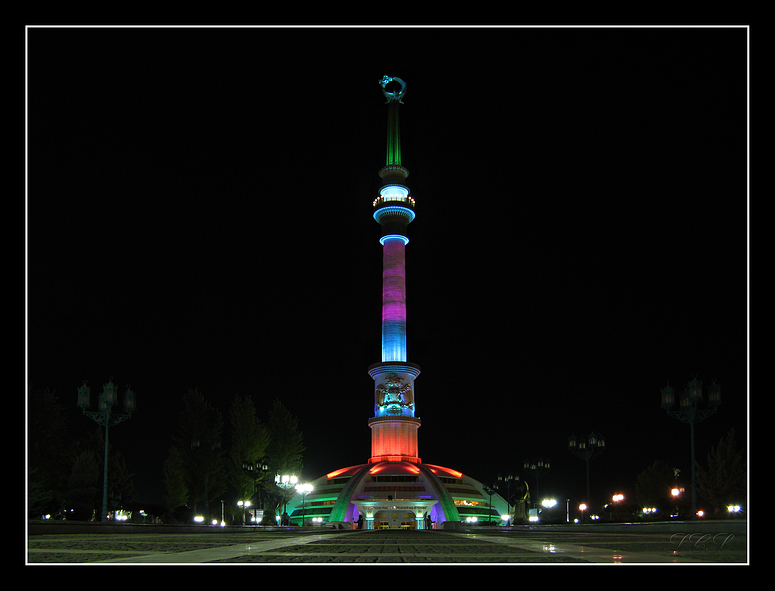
[661,377,721,520]
[275,473,298,524]
[77,378,135,522]
[523,459,550,512]
[568,432,605,515]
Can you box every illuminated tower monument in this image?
[368,75,421,464]
[284,77,508,529]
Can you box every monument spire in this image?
[382,74,405,168]
[368,76,421,464]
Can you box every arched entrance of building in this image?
[372,509,417,529]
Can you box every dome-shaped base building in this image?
[285,461,510,530]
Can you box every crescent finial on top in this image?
[379,75,406,103]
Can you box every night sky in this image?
[26,25,748,512]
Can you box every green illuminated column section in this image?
[386,98,402,167]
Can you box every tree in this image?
[634,460,678,515]
[170,388,226,519]
[108,449,136,511]
[266,398,305,476]
[27,388,74,517]
[65,449,100,520]
[264,399,305,521]
[228,394,270,502]
[162,446,189,515]
[84,426,136,511]
[696,428,746,516]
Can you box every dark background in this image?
[27,25,748,513]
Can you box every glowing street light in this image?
[296,483,313,526]
[275,473,298,524]
[578,503,587,523]
[276,473,298,489]
[609,494,624,520]
[238,500,251,525]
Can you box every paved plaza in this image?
[27,524,748,565]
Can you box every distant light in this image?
[696,510,705,518]
[671,488,680,497]
[542,499,557,508]
[727,505,742,513]
[579,504,587,512]
[465,517,478,523]
[193,516,205,523]
[529,515,540,522]
[612,494,624,502]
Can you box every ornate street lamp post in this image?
[237,500,251,525]
[497,473,519,520]
[296,483,313,526]
[661,377,721,520]
[482,483,499,524]
[568,432,605,515]
[275,473,298,524]
[523,459,550,510]
[242,459,269,523]
[77,378,135,522]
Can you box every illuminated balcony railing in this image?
[372,195,416,209]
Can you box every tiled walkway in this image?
[27,527,748,564]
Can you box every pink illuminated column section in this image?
[381,235,408,362]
